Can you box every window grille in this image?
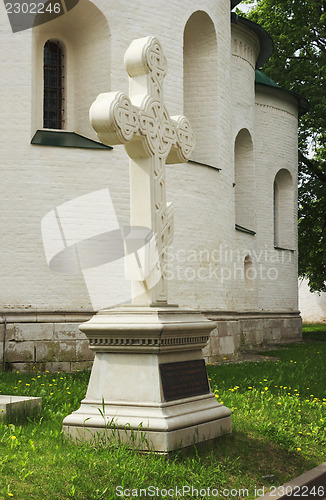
[43,41,64,129]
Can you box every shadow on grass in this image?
[170,429,318,490]
[302,323,326,342]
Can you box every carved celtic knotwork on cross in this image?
[90,36,195,306]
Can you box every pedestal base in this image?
[63,394,231,452]
[63,306,232,453]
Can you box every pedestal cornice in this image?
[79,306,214,353]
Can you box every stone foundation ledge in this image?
[5,361,93,373]
[0,395,42,422]
[203,312,302,363]
[0,312,302,371]
[1,321,94,372]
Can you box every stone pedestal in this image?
[62,306,232,452]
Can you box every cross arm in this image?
[89,91,139,147]
[166,115,196,164]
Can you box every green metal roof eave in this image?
[255,71,309,117]
[255,69,280,87]
[231,12,274,68]
[31,130,113,149]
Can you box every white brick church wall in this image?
[0,0,301,370]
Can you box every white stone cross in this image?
[90,36,195,306]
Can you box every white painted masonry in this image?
[299,280,326,324]
[0,0,303,371]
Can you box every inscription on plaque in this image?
[159,359,210,402]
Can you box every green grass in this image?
[302,323,326,342]
[0,328,325,499]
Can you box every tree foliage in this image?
[238,0,326,292]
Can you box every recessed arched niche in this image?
[274,169,295,249]
[244,255,254,290]
[234,128,255,231]
[183,10,218,165]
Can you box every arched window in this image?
[43,40,65,129]
[234,129,255,231]
[33,0,111,137]
[274,169,295,249]
[184,11,218,165]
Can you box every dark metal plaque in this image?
[159,359,210,402]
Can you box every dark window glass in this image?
[43,41,64,129]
